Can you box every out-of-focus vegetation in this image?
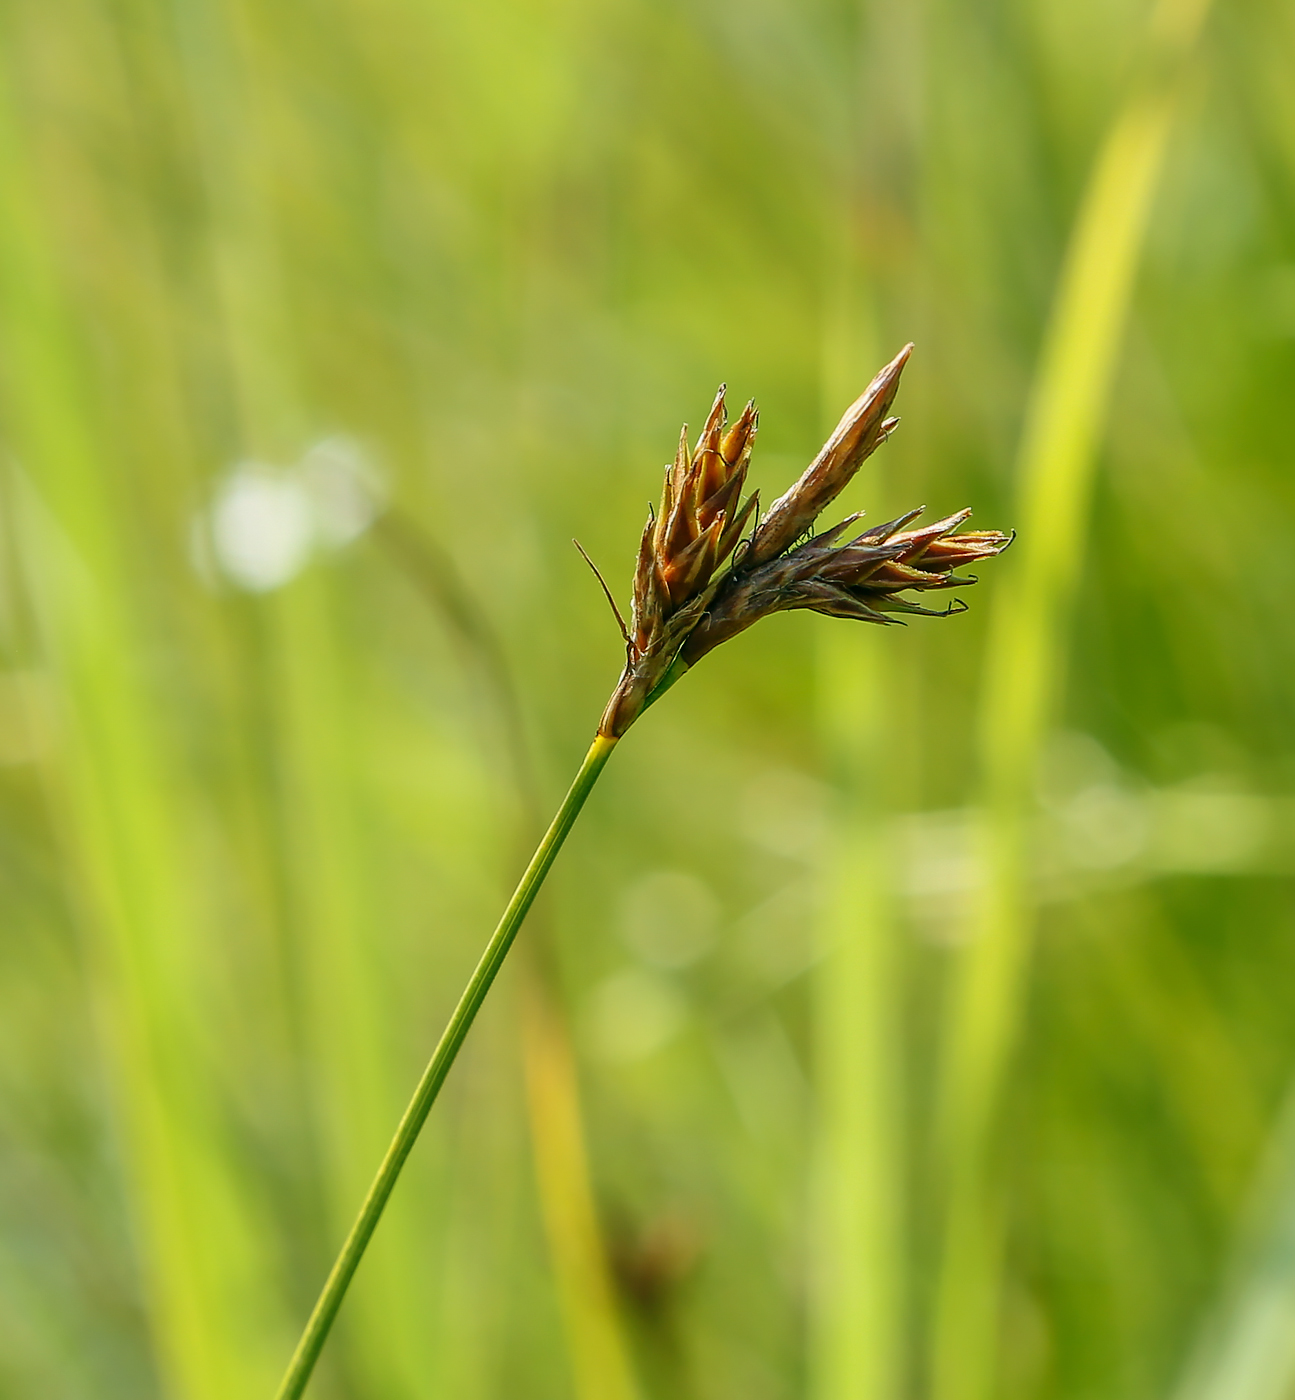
[1,1,1294,1398]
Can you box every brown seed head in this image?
[597,347,1012,737]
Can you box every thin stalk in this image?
[275,732,618,1400]
[377,511,641,1400]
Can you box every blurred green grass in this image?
[2,1,1294,1398]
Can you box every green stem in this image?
[275,732,619,1400]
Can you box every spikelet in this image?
[680,508,1011,663]
[599,387,758,736]
[745,343,911,566]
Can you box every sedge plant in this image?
[275,344,1011,1398]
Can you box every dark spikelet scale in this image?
[598,348,1013,737]
[600,388,759,736]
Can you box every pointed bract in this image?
[746,343,913,567]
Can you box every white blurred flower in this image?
[300,435,385,548]
[193,436,385,593]
[208,463,314,593]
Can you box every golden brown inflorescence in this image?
[598,346,1011,738]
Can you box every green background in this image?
[2,1,1294,1397]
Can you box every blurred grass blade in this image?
[1170,1081,1295,1400]
[0,69,287,1400]
[167,3,445,1386]
[522,976,642,1400]
[932,2,1217,1397]
[810,11,919,1393]
[813,627,905,1400]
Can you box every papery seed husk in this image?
[746,343,912,566]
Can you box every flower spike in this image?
[598,348,1012,736]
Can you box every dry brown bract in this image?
[598,345,1011,738]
